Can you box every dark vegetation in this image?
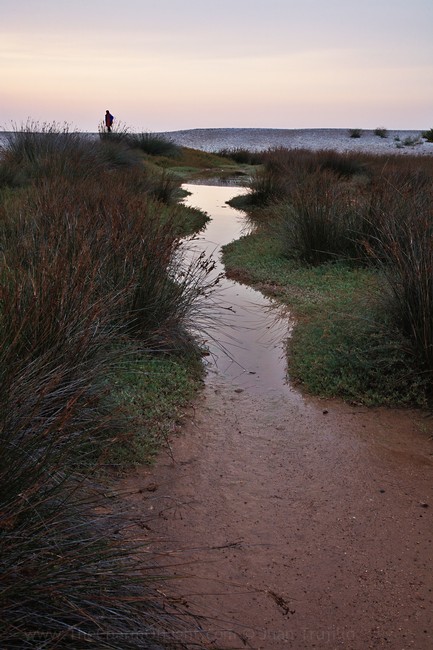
[422,128,433,143]
[215,147,265,166]
[0,122,214,648]
[348,128,363,138]
[374,126,388,139]
[222,146,433,406]
[127,131,181,157]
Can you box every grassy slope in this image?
[150,146,257,182]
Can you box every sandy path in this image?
[119,186,433,649]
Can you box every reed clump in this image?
[0,122,211,647]
[362,168,433,373]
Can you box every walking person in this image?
[105,110,114,132]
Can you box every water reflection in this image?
[182,183,292,395]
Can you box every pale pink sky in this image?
[2,0,433,132]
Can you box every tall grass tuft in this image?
[362,171,433,374]
[127,132,181,157]
[273,169,364,264]
[0,121,147,187]
[248,148,310,205]
[0,121,103,185]
[248,147,369,206]
[1,170,213,347]
[97,118,130,143]
[247,148,369,263]
[0,355,199,648]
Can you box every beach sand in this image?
[158,127,433,156]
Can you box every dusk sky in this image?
[2,0,433,133]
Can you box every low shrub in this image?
[401,134,423,147]
[374,126,388,138]
[422,128,433,143]
[348,128,363,138]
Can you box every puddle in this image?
[182,183,292,395]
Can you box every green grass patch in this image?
[152,147,256,182]
[222,231,429,406]
[289,300,427,407]
[109,351,203,467]
[222,231,369,313]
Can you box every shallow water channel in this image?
[182,183,291,395]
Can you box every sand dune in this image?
[158,127,433,155]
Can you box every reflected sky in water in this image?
[182,183,292,395]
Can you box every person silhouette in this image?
[105,110,114,132]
